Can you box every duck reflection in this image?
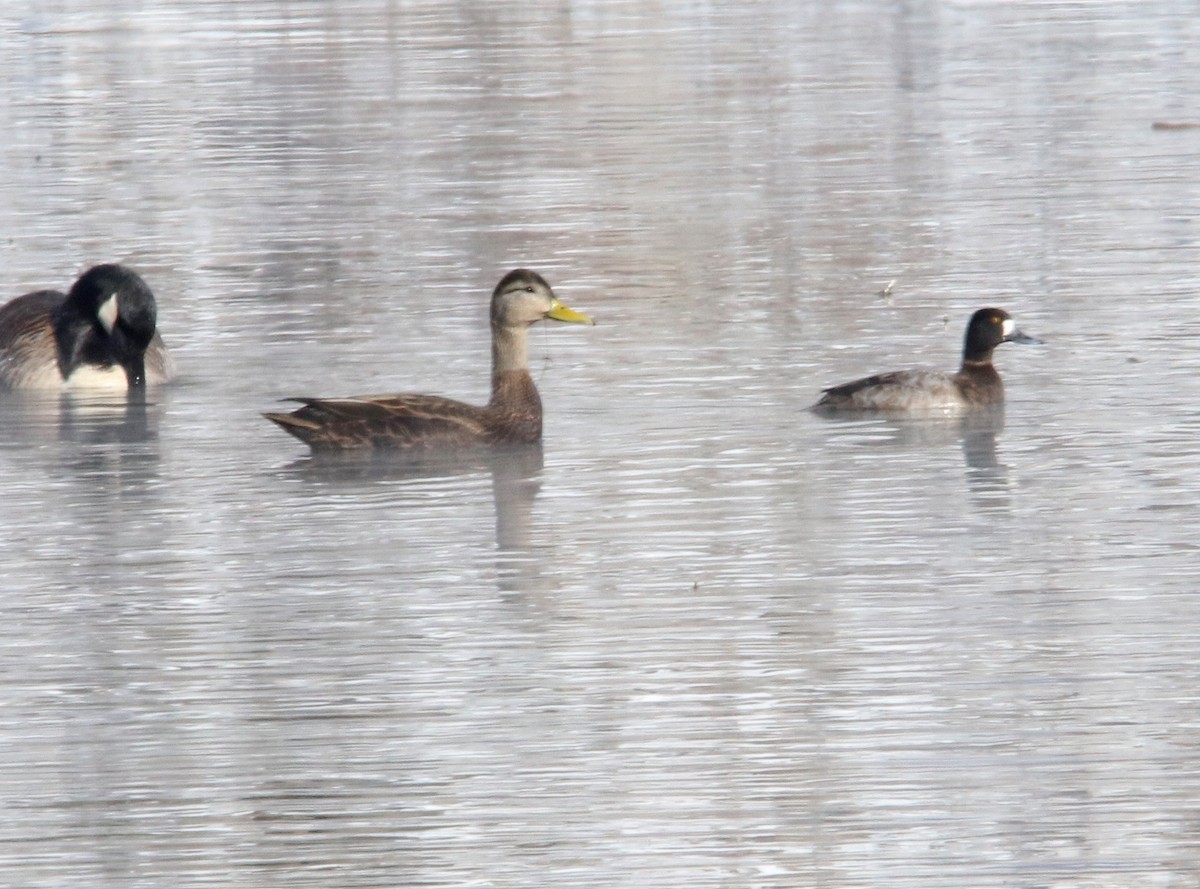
[814,404,1012,511]
[886,404,1005,467]
[283,443,546,590]
[956,405,1011,504]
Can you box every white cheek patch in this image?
[65,364,128,391]
[97,293,119,332]
[1001,318,1015,337]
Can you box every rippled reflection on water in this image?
[2,1,1200,887]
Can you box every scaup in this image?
[814,307,1041,413]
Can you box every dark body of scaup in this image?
[814,308,1041,414]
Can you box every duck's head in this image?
[491,269,593,330]
[963,307,1041,362]
[61,264,159,387]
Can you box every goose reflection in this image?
[0,388,160,447]
[0,390,166,529]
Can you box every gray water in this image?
[2,2,1200,887]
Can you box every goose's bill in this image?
[546,298,594,326]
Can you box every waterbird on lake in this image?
[813,307,1041,413]
[264,269,594,451]
[0,263,172,391]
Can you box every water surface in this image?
[2,2,1200,887]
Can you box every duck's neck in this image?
[955,357,1003,403]
[961,337,997,365]
[959,354,995,372]
[489,323,541,414]
[491,323,528,376]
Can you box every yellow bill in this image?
[546,297,594,326]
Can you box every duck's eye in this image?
[524,286,535,293]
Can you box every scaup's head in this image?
[56,264,160,388]
[963,308,1041,363]
[491,269,593,330]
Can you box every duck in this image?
[264,269,594,451]
[813,307,1041,413]
[0,263,173,391]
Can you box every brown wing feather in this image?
[145,332,174,384]
[264,393,496,451]
[0,291,65,388]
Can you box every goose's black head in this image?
[54,264,158,388]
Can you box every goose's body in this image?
[814,308,1041,414]
[0,264,172,391]
[265,269,593,451]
